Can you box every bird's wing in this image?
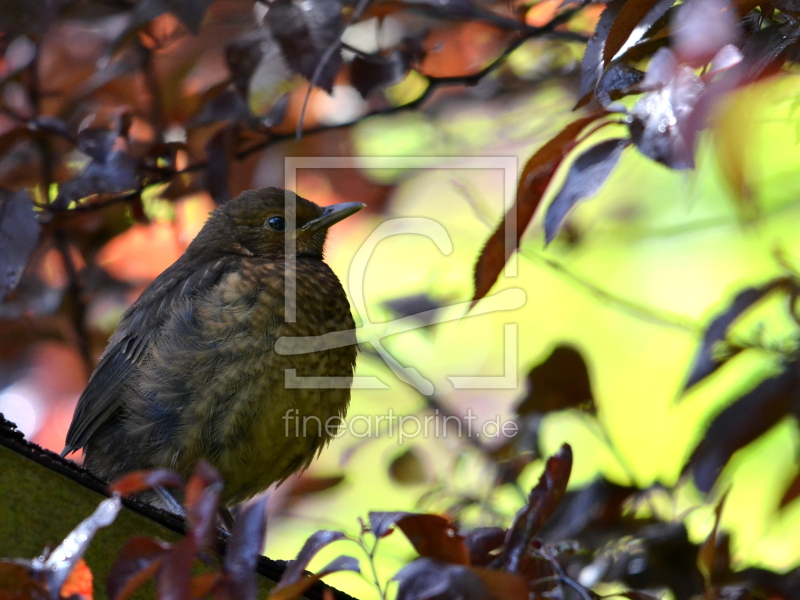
[62,255,237,456]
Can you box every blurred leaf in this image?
[55,151,138,209]
[673,0,738,66]
[184,460,224,548]
[0,188,39,302]
[108,537,171,600]
[275,530,347,590]
[270,556,359,600]
[464,527,506,566]
[603,0,676,67]
[192,88,250,127]
[266,0,344,92]
[226,29,275,97]
[204,126,233,205]
[383,293,445,327]
[697,489,730,584]
[685,367,798,493]
[394,558,527,600]
[682,279,791,391]
[472,111,606,303]
[0,561,47,600]
[628,48,704,170]
[224,497,268,600]
[0,0,58,36]
[287,474,346,499]
[517,345,595,416]
[156,537,194,600]
[188,573,221,599]
[389,448,429,484]
[108,469,184,497]
[351,40,425,98]
[544,138,629,245]
[159,0,215,34]
[612,592,663,600]
[501,444,572,573]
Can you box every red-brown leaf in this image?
[108,537,171,600]
[471,111,606,304]
[108,470,184,497]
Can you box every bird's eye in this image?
[267,216,285,231]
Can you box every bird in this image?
[62,187,363,509]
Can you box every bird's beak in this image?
[297,201,365,235]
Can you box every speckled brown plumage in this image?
[62,188,361,505]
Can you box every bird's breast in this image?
[148,257,357,503]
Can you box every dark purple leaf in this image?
[628,48,704,170]
[464,527,506,566]
[682,279,790,391]
[595,63,644,105]
[157,537,195,600]
[55,151,138,208]
[393,558,480,600]
[226,29,275,97]
[0,189,39,302]
[685,367,798,493]
[517,345,595,416]
[108,536,171,600]
[544,138,629,244]
[501,444,573,573]
[77,127,118,162]
[369,511,413,539]
[401,0,477,18]
[394,558,527,600]
[192,88,251,127]
[224,497,268,600]
[266,0,344,92]
[204,126,233,205]
[578,0,625,100]
[275,530,347,590]
[160,0,215,34]
[603,0,677,66]
[268,555,360,600]
[0,0,58,36]
[351,50,410,99]
[738,23,794,83]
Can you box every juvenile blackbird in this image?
[62,188,362,506]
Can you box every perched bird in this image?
[62,188,362,507]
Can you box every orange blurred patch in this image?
[421,23,512,78]
[36,246,86,290]
[97,221,186,284]
[60,559,93,600]
[526,0,560,27]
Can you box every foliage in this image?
[1,0,800,598]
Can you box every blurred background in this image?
[2,0,800,598]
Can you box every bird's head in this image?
[194,188,364,260]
